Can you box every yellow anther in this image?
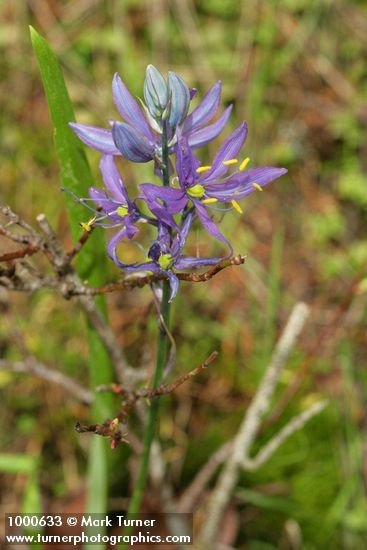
[196,165,212,173]
[80,215,97,232]
[222,158,238,166]
[202,197,218,204]
[116,205,129,217]
[231,200,243,214]
[252,183,263,192]
[239,157,250,171]
[187,184,205,199]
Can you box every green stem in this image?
[119,120,171,549]
[120,281,170,547]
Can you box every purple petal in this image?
[100,155,129,203]
[186,105,233,149]
[112,122,154,163]
[205,167,288,201]
[108,226,146,267]
[171,211,194,257]
[108,234,158,272]
[165,270,180,302]
[194,200,233,254]
[148,205,179,230]
[112,73,154,142]
[124,215,139,239]
[157,223,171,252]
[120,260,159,272]
[139,183,187,215]
[138,186,180,229]
[175,138,201,187]
[175,255,225,270]
[88,187,118,216]
[201,122,248,182]
[183,81,221,134]
[178,211,194,247]
[107,227,128,260]
[69,123,120,155]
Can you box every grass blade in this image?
[30,28,115,531]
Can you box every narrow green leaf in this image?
[30,25,115,415]
[84,437,109,550]
[29,25,103,282]
[22,475,43,549]
[0,454,38,474]
[236,488,296,515]
[30,26,116,519]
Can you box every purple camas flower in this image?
[69,67,232,165]
[108,213,224,302]
[140,123,287,248]
[63,155,143,252]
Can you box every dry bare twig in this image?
[77,351,218,450]
[178,440,233,512]
[242,399,328,471]
[1,205,245,388]
[198,303,328,548]
[0,358,92,404]
[1,203,246,298]
[36,213,133,383]
[266,257,367,427]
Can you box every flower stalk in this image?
[126,280,170,513]
[120,130,172,548]
[65,63,288,544]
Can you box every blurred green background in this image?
[1,0,367,548]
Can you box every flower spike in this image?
[68,65,288,301]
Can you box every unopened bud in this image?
[167,72,190,130]
[144,65,169,119]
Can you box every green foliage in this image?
[337,163,367,210]
[30,28,116,528]
[0,454,42,548]
[308,205,346,246]
[22,476,43,550]
[29,27,105,281]
[0,454,38,474]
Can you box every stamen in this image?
[202,198,218,204]
[196,166,212,174]
[239,157,250,171]
[252,183,263,192]
[231,200,243,214]
[80,215,97,232]
[62,188,99,214]
[222,158,238,166]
